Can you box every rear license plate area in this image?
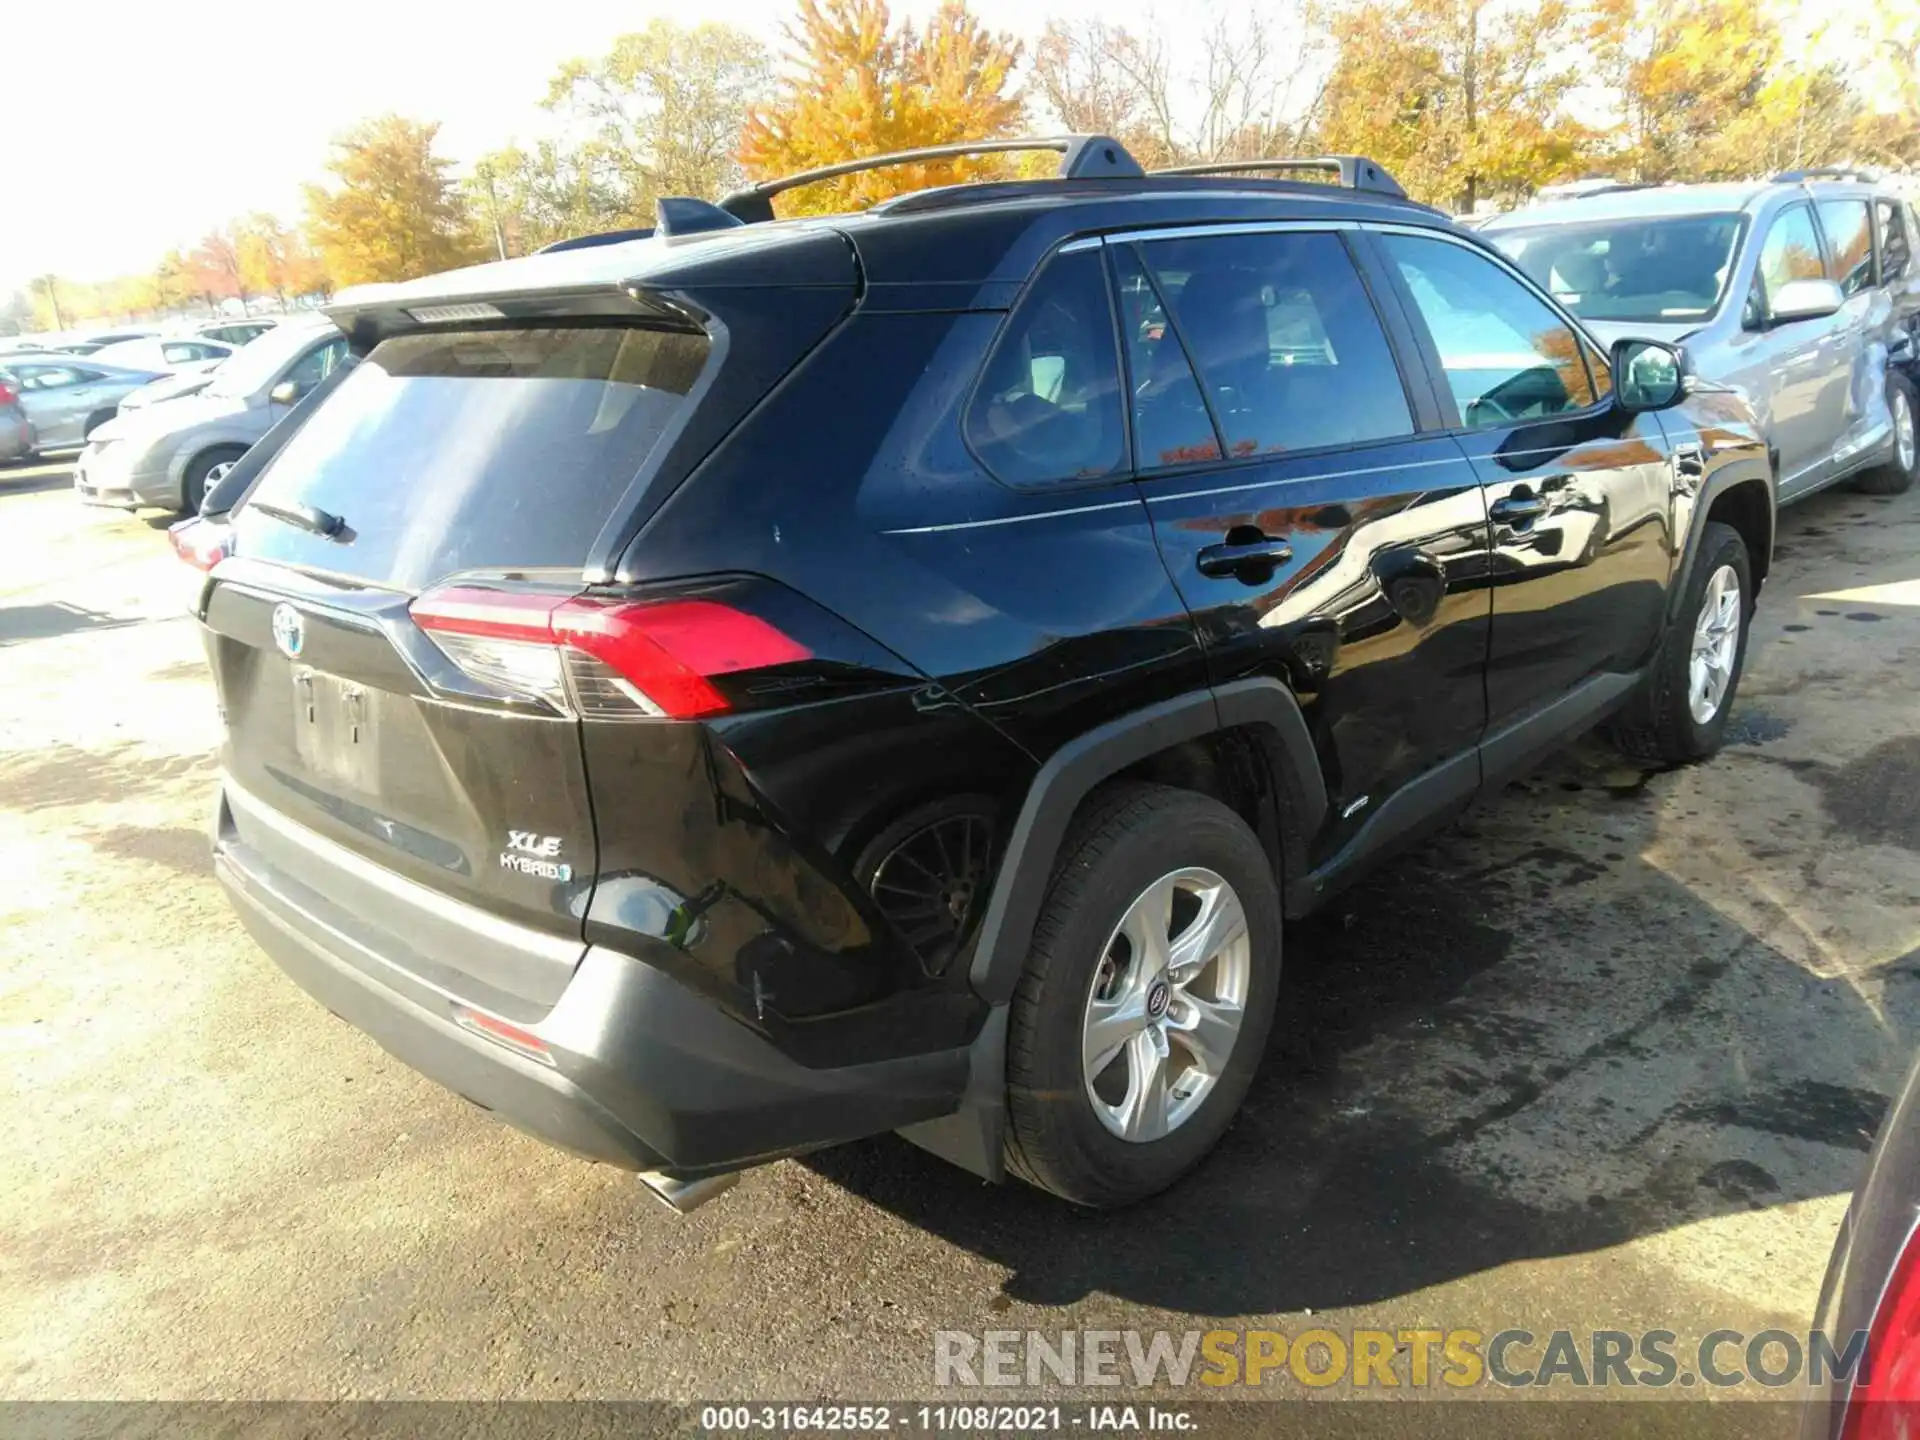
[291,666,379,790]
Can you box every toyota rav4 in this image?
[178,138,1775,1210]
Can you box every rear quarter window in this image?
[234,324,710,590]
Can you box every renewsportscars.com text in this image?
[934,1327,1870,1391]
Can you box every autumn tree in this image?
[1316,0,1594,212]
[236,214,324,306]
[1589,0,1781,181]
[739,0,1024,215]
[188,226,250,314]
[470,142,626,257]
[545,22,771,218]
[305,115,482,288]
[153,250,199,315]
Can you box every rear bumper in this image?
[214,785,971,1174]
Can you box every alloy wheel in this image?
[1896,387,1916,476]
[1081,867,1250,1142]
[1688,563,1742,725]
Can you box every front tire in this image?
[1854,372,1917,496]
[1608,520,1753,765]
[181,446,247,515]
[1004,783,1281,1207]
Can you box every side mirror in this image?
[268,380,301,405]
[1767,277,1844,326]
[1612,337,1685,412]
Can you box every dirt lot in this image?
[2,457,1918,1422]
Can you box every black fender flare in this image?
[1666,453,1775,625]
[965,677,1327,1006]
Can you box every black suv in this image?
[183,137,1774,1210]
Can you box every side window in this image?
[1758,204,1826,294]
[282,338,349,394]
[1112,245,1222,469]
[963,247,1127,486]
[1815,199,1873,295]
[22,366,82,389]
[1379,232,1597,428]
[1877,200,1912,282]
[1137,230,1413,456]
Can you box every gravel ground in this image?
[3,457,1917,1430]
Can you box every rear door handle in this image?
[1196,537,1294,580]
[1489,494,1548,523]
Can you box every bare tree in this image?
[1031,1,1325,167]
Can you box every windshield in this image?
[206,323,336,397]
[1490,214,1746,324]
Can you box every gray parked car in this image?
[0,356,166,451]
[1485,171,1920,502]
[76,318,350,512]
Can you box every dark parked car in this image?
[179,138,1775,1211]
[1805,1054,1920,1437]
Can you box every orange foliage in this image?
[738,0,1025,216]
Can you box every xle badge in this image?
[501,831,572,882]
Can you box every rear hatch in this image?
[204,256,855,1013]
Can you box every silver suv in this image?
[1484,170,1920,502]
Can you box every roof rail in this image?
[716,134,1145,223]
[1775,165,1882,184]
[1154,155,1407,199]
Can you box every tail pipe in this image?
[638,1166,747,1214]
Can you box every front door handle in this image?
[1489,494,1548,524]
[1197,536,1294,580]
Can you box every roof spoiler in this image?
[715,134,1145,224]
[1154,155,1407,199]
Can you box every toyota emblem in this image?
[271,603,305,659]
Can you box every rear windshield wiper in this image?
[249,499,344,539]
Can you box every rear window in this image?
[234,325,709,589]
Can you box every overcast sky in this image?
[3,0,1143,296]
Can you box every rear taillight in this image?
[1841,1222,1920,1438]
[0,382,16,407]
[410,585,810,720]
[167,517,229,572]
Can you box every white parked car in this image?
[88,337,236,375]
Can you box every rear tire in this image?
[1853,373,1917,496]
[1004,783,1281,1207]
[1608,520,1753,765]
[181,446,246,515]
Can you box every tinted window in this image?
[236,325,710,589]
[965,248,1126,486]
[1878,200,1912,282]
[1816,200,1874,295]
[1138,231,1411,457]
[1493,214,1742,322]
[1382,233,1596,428]
[1112,245,1222,469]
[1758,204,1826,294]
